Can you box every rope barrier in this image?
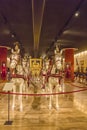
[70,83,87,88]
[0,87,87,96]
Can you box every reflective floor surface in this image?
[0,81,87,130]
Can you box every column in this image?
[64,48,75,81]
[0,46,8,80]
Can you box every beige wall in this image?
[74,51,87,72]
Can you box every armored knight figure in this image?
[10,42,20,74]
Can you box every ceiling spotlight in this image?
[11,34,15,38]
[74,11,80,17]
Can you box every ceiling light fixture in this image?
[74,11,80,17]
[11,34,15,38]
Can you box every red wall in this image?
[65,49,74,81]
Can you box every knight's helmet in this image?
[54,44,60,55]
[11,42,20,54]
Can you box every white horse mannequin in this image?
[47,46,64,109]
[9,43,26,111]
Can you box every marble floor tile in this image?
[0,82,87,130]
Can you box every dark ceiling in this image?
[0,0,87,57]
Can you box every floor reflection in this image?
[0,81,87,130]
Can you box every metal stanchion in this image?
[4,91,13,125]
[3,82,14,125]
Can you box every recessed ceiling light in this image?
[11,34,15,38]
[74,11,80,17]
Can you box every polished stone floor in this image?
[0,81,87,130]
